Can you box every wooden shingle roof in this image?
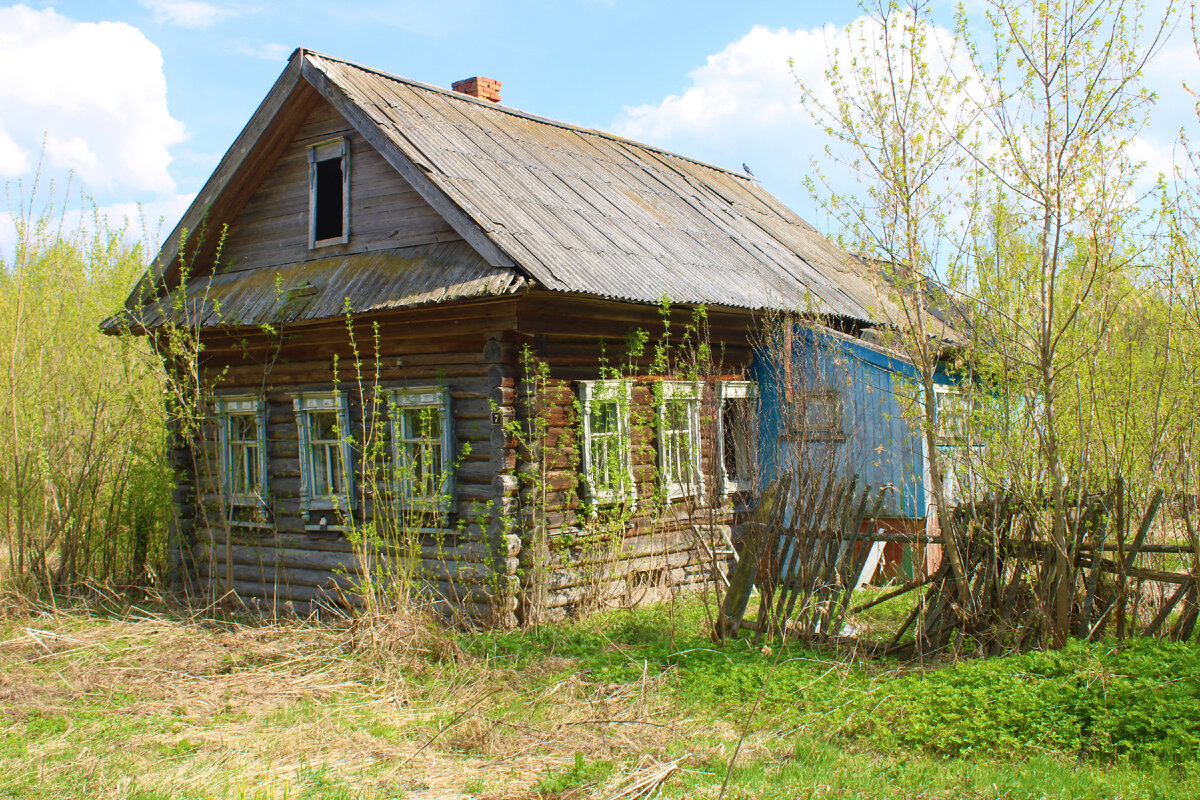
[131,49,888,324]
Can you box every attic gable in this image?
[129,50,515,311]
[217,97,461,274]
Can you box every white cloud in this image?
[234,41,292,62]
[140,0,236,29]
[99,192,197,247]
[0,123,27,175]
[0,4,187,195]
[611,18,1188,229]
[615,25,828,148]
[610,24,872,224]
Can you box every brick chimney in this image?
[452,76,501,103]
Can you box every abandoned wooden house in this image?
[110,48,896,624]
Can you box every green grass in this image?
[2,595,1199,799]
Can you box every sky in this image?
[0,0,1194,262]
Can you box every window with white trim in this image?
[658,381,703,499]
[214,395,268,508]
[934,385,977,506]
[308,137,349,248]
[718,381,756,494]
[579,380,633,504]
[387,386,454,514]
[293,392,354,518]
[935,386,972,445]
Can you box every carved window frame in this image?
[293,391,355,520]
[657,381,704,500]
[213,394,268,510]
[578,380,634,505]
[386,386,455,516]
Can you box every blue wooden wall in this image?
[753,326,960,519]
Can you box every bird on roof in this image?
[742,163,755,178]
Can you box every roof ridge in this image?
[296,47,755,183]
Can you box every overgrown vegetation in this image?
[0,180,170,594]
[801,0,1200,647]
[2,595,1198,799]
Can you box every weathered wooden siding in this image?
[219,98,459,273]
[174,292,763,624]
[176,299,520,622]
[506,293,757,622]
[755,327,936,518]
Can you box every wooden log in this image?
[1144,578,1193,638]
[195,543,511,582]
[203,529,522,560]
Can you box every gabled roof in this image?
[129,49,888,324]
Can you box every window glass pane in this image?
[664,400,688,432]
[397,404,446,504]
[594,435,616,493]
[592,400,618,434]
[723,398,750,481]
[224,412,262,500]
[309,410,342,499]
[937,392,971,443]
[310,410,339,443]
[312,441,331,497]
[229,442,247,494]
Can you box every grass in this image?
[1,590,1198,799]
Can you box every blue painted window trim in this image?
[386,386,455,517]
[213,395,268,509]
[293,391,355,519]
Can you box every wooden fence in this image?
[719,475,1199,654]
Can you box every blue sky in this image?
[0,1,1193,260]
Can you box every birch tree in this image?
[958,0,1172,644]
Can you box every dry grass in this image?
[0,593,691,800]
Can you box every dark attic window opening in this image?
[309,138,349,248]
[314,159,343,239]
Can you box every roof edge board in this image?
[133,53,308,306]
[299,55,520,272]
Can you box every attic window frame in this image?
[308,137,350,249]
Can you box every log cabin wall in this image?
[174,298,521,624]
[171,291,760,625]
[509,292,759,623]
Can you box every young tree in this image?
[803,0,1176,645]
[800,0,977,612]
[958,0,1172,644]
